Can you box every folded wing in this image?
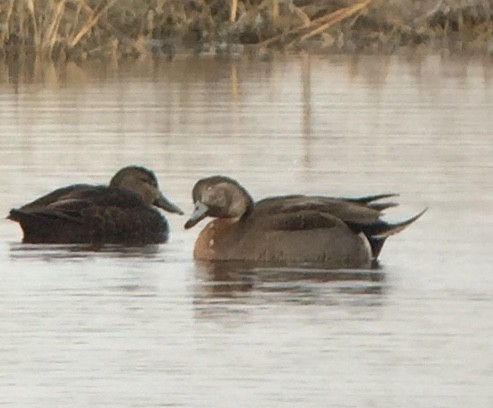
[254,194,425,259]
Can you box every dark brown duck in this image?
[184,176,426,268]
[8,166,183,245]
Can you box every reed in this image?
[0,0,491,60]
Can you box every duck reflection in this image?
[192,260,386,319]
[8,242,162,261]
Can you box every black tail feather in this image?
[366,202,399,211]
[368,237,387,259]
[347,193,399,204]
[347,193,399,213]
[350,208,427,259]
[372,208,428,238]
[7,209,23,222]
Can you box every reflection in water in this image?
[1,52,491,91]
[8,242,162,261]
[193,260,386,311]
[301,53,312,168]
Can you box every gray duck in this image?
[8,166,183,245]
[184,176,426,268]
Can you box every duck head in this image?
[184,176,254,229]
[110,166,183,214]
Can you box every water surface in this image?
[0,54,492,407]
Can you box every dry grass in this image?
[0,0,492,61]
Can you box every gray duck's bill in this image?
[184,201,209,229]
[154,192,184,215]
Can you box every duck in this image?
[8,166,183,245]
[184,176,426,268]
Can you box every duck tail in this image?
[367,202,399,211]
[7,209,22,222]
[7,209,47,226]
[349,193,399,204]
[368,237,387,260]
[363,208,427,259]
[347,193,399,211]
[373,208,428,238]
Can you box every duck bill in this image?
[154,192,184,215]
[184,201,209,229]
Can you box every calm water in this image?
[0,54,492,407]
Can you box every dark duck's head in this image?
[110,166,183,214]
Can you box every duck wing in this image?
[8,186,167,244]
[253,194,425,259]
[343,193,399,211]
[15,184,95,211]
[249,209,349,232]
[255,195,386,225]
[9,186,147,229]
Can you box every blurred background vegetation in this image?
[0,0,492,61]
